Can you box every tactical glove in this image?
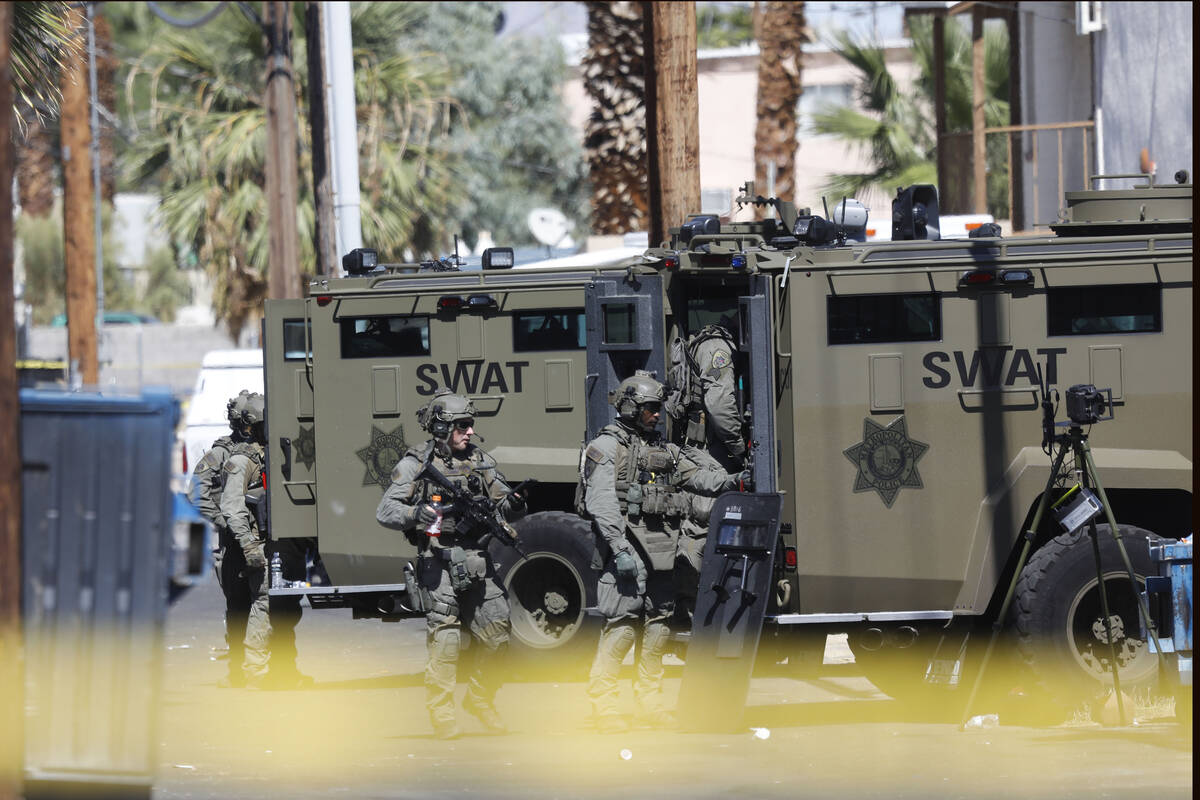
[614,549,638,581]
[414,503,439,525]
[244,543,267,570]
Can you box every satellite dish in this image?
[527,208,570,248]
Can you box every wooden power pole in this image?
[642,1,700,249]
[0,4,25,796]
[305,0,337,278]
[264,0,302,298]
[61,5,98,385]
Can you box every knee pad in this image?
[642,620,671,656]
[600,622,638,659]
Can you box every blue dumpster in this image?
[20,387,178,798]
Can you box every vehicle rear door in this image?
[262,299,316,541]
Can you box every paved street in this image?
[153,575,1192,799]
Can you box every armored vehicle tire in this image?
[492,511,599,677]
[1013,525,1160,711]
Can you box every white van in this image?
[180,349,264,485]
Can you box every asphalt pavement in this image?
[151,573,1192,799]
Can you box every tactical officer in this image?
[190,390,251,658]
[579,371,745,732]
[217,393,311,689]
[678,322,747,473]
[376,391,526,740]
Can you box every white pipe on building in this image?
[322,2,362,268]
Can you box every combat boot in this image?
[463,695,508,734]
[595,714,630,734]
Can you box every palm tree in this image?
[811,16,1010,214]
[581,1,648,235]
[753,1,811,204]
[124,3,459,337]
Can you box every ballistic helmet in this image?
[609,370,665,426]
[227,390,252,429]
[417,390,476,439]
[240,392,266,427]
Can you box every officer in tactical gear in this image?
[217,393,312,689]
[579,371,746,733]
[190,390,252,658]
[673,321,746,473]
[376,390,527,740]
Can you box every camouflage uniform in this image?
[581,386,735,730]
[218,441,271,684]
[685,326,747,472]
[376,435,524,736]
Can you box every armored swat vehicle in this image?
[262,173,1191,709]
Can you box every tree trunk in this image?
[0,6,27,795]
[753,2,811,206]
[582,1,648,235]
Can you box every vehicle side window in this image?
[1047,284,1162,336]
[827,292,941,345]
[340,316,431,358]
[282,319,311,361]
[512,309,586,351]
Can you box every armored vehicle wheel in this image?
[1014,525,1160,710]
[492,511,599,676]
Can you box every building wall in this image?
[1095,2,1193,182]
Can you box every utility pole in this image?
[264,1,302,298]
[971,5,987,214]
[61,4,99,384]
[0,5,25,797]
[642,1,700,249]
[305,1,337,277]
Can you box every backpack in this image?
[663,325,733,424]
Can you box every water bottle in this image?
[425,494,444,537]
[270,551,284,589]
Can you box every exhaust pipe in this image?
[859,627,885,651]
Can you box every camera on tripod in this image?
[1064,384,1114,425]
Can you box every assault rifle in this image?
[418,459,536,556]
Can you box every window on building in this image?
[340,316,431,358]
[798,83,855,137]
[1047,284,1162,336]
[828,292,942,345]
[512,309,586,351]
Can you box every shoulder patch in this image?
[711,349,732,370]
[585,445,610,464]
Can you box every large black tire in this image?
[1013,525,1160,710]
[491,511,599,677]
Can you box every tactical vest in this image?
[599,423,689,570]
[406,442,491,545]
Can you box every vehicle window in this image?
[603,303,636,345]
[282,319,311,361]
[512,309,586,351]
[685,294,739,333]
[1047,284,1161,336]
[827,292,941,345]
[340,316,431,358]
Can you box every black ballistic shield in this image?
[677,491,783,732]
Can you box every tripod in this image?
[958,383,1167,730]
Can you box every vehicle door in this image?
[262,299,315,542]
